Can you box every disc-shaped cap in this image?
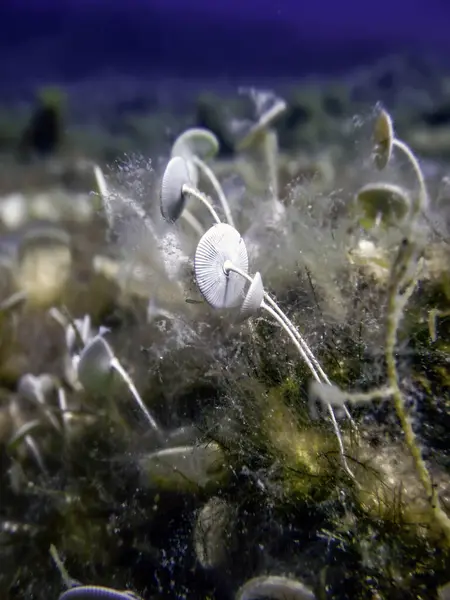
[355,182,410,229]
[59,585,142,600]
[194,223,248,309]
[439,581,450,600]
[236,575,316,600]
[171,128,219,161]
[237,96,287,151]
[15,224,72,306]
[373,108,394,170]
[17,224,70,262]
[240,271,264,319]
[160,156,192,223]
[139,442,227,490]
[77,335,115,393]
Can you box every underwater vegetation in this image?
[2,82,450,600]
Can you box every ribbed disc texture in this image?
[194,223,248,309]
[160,156,191,223]
[59,585,141,600]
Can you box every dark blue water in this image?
[1,0,450,86]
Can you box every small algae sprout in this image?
[373,109,450,541]
[13,372,67,472]
[339,108,450,540]
[194,223,355,480]
[76,335,164,442]
[161,155,222,225]
[48,308,107,391]
[64,313,98,354]
[18,373,61,433]
[355,107,428,231]
[7,396,48,476]
[375,107,427,217]
[171,127,235,227]
[237,89,287,216]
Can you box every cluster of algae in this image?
[1,79,450,600]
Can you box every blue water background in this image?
[0,0,449,86]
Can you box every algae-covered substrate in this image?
[2,68,450,600]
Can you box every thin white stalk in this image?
[226,262,354,424]
[57,386,71,434]
[264,295,330,383]
[261,302,355,480]
[25,435,48,476]
[32,388,62,433]
[263,294,355,426]
[110,358,164,442]
[93,164,108,197]
[261,303,323,386]
[392,139,428,220]
[225,262,331,383]
[183,184,222,225]
[192,156,235,228]
[48,307,68,329]
[263,129,280,204]
[0,290,27,312]
[122,194,160,240]
[382,138,450,539]
[50,545,78,590]
[93,164,113,227]
[223,260,356,479]
[181,208,205,237]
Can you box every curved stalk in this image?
[387,137,450,540]
[263,294,354,425]
[57,385,72,434]
[25,385,61,434]
[111,359,164,443]
[25,435,48,475]
[181,209,205,237]
[224,261,335,385]
[223,260,356,480]
[262,304,355,479]
[192,156,235,228]
[263,129,280,204]
[50,545,79,590]
[93,164,113,227]
[385,275,450,541]
[183,184,221,225]
[392,139,428,221]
